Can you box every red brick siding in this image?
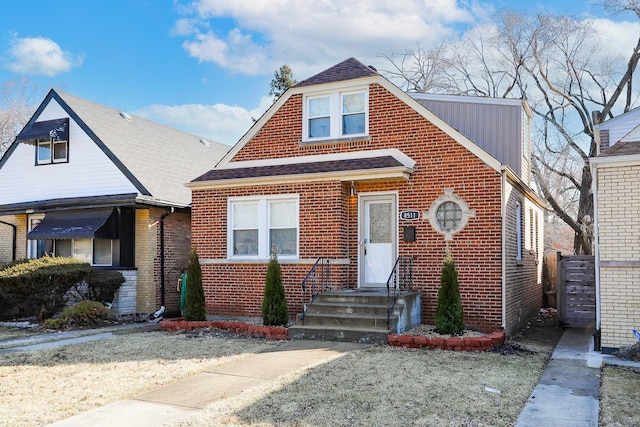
[504,190,543,334]
[193,83,510,332]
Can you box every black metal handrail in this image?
[300,257,331,322]
[387,256,413,326]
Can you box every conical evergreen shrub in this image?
[183,249,206,321]
[262,252,288,326]
[435,252,464,334]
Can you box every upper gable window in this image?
[304,88,368,141]
[37,138,68,164]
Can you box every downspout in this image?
[159,207,175,310]
[500,168,507,331]
[0,220,17,261]
[590,162,601,335]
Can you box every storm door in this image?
[359,193,397,288]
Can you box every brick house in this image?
[592,110,640,351]
[187,58,545,335]
[0,89,229,318]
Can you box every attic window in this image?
[119,111,132,121]
[303,87,368,142]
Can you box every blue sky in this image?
[0,0,635,145]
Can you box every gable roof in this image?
[295,57,379,87]
[216,58,503,172]
[4,90,230,207]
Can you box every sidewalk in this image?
[516,327,640,427]
[45,339,370,427]
[0,321,161,354]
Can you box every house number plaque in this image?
[400,210,420,221]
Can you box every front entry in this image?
[359,193,397,288]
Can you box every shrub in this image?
[435,252,464,335]
[67,269,125,304]
[183,250,206,321]
[0,257,92,320]
[43,300,110,329]
[262,252,288,326]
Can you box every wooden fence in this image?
[556,253,596,328]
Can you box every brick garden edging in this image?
[159,319,289,340]
[160,319,505,351]
[387,330,506,351]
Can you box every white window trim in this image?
[27,214,45,259]
[54,238,113,266]
[36,138,68,165]
[303,87,369,142]
[227,194,300,260]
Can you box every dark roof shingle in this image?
[192,156,402,182]
[599,140,640,157]
[295,57,379,88]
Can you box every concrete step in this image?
[288,325,389,345]
[300,312,393,329]
[314,291,389,306]
[306,301,389,317]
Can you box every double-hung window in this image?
[304,88,368,141]
[229,195,299,259]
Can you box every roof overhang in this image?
[186,148,415,190]
[16,118,69,145]
[503,166,547,209]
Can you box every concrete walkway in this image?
[0,322,161,354]
[516,327,640,427]
[45,339,370,427]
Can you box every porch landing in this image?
[288,289,421,344]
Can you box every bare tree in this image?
[382,5,640,254]
[0,79,41,156]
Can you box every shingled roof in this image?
[599,140,640,157]
[53,90,231,205]
[295,57,379,87]
[192,156,403,182]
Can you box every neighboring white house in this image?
[0,89,230,318]
[592,109,640,351]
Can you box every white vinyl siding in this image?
[0,101,138,206]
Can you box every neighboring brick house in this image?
[0,89,229,318]
[592,110,640,351]
[187,58,545,334]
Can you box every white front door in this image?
[359,193,397,288]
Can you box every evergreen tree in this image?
[269,64,297,103]
[262,252,288,326]
[435,252,464,334]
[183,249,206,321]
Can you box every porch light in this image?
[350,181,357,197]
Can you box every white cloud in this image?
[134,96,273,146]
[176,0,478,76]
[586,18,638,59]
[5,36,83,76]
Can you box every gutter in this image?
[0,220,17,261]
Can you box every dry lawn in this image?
[600,365,640,426]
[0,320,576,427]
[183,345,549,427]
[0,332,279,426]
